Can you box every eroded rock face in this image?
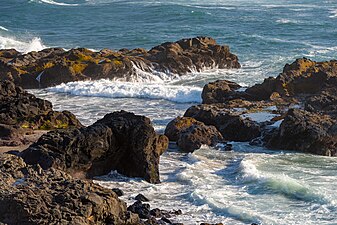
[0,37,240,89]
[267,109,337,156]
[0,154,139,225]
[0,80,82,147]
[21,111,169,183]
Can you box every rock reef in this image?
[0,37,240,89]
[168,58,337,156]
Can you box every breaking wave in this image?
[47,79,202,103]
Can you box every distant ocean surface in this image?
[2,1,337,224]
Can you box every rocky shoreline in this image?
[0,37,336,224]
[0,37,240,89]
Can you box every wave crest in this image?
[0,35,46,53]
[47,79,202,103]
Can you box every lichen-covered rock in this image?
[0,80,82,147]
[267,109,337,156]
[21,111,169,183]
[165,116,223,152]
[0,154,139,225]
[164,117,201,142]
[245,58,337,100]
[177,123,223,152]
[0,37,240,89]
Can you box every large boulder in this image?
[267,109,337,156]
[184,104,261,142]
[21,111,169,183]
[165,116,223,152]
[201,80,243,104]
[0,37,240,89]
[0,154,139,225]
[177,123,223,152]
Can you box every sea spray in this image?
[47,79,202,103]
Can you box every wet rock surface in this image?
[21,111,169,183]
[0,154,139,225]
[165,116,223,152]
[177,58,337,156]
[0,37,240,89]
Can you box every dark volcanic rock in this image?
[0,80,82,147]
[184,104,261,142]
[21,111,169,183]
[245,58,337,100]
[0,154,139,225]
[0,37,240,89]
[165,116,223,152]
[201,79,243,104]
[267,109,337,156]
[177,123,223,152]
[165,117,203,142]
[135,194,150,202]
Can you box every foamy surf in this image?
[238,158,326,203]
[0,35,46,53]
[30,0,79,6]
[0,26,9,31]
[47,79,202,103]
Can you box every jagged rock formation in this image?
[0,37,240,89]
[21,111,169,183]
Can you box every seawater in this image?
[3,0,337,224]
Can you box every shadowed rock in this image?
[0,154,139,225]
[0,37,240,89]
[21,111,169,183]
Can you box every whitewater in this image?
[3,0,337,224]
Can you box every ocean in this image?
[1,0,337,224]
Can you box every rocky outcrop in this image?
[201,79,243,104]
[0,153,139,225]
[267,109,337,156]
[184,58,337,156]
[21,111,169,183]
[245,58,337,101]
[165,117,223,152]
[184,104,262,142]
[0,37,240,89]
[0,80,82,147]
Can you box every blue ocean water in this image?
[2,1,337,224]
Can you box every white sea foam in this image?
[0,26,9,31]
[329,9,337,18]
[33,0,79,6]
[239,158,326,203]
[47,79,202,103]
[276,19,299,24]
[0,35,46,53]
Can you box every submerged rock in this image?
[0,154,139,225]
[0,37,240,89]
[21,111,169,183]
